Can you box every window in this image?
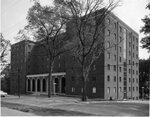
[133,70,134,74]
[114,55,116,61]
[115,45,117,50]
[119,67,121,72]
[71,76,75,81]
[92,77,96,81]
[136,87,138,91]
[106,30,110,36]
[136,70,138,75]
[136,63,138,67]
[136,78,138,83]
[133,36,135,42]
[119,37,122,42]
[114,87,116,93]
[133,44,134,49]
[106,18,110,24]
[133,87,135,91]
[129,51,131,56]
[72,87,75,92]
[114,23,117,29]
[129,78,131,82]
[92,87,96,93]
[93,65,96,71]
[136,54,138,59]
[133,53,135,58]
[129,60,131,65]
[120,26,122,33]
[136,46,138,51]
[119,87,122,92]
[119,56,122,62]
[119,46,122,52]
[129,69,131,74]
[114,65,116,71]
[133,78,135,83]
[119,77,122,82]
[114,33,116,40]
[107,64,110,70]
[136,38,138,43]
[114,76,116,82]
[107,87,110,94]
[107,41,110,48]
[107,52,110,59]
[107,75,110,82]
[129,87,131,91]
[129,42,131,47]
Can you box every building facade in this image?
[10,12,139,100]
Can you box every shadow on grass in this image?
[1,102,94,116]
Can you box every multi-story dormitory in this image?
[10,11,139,100]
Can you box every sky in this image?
[1,0,150,60]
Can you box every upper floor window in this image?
[107,64,110,70]
[136,38,138,43]
[114,76,116,82]
[119,56,122,62]
[119,46,122,52]
[120,26,122,33]
[133,44,135,49]
[114,54,116,61]
[133,36,135,42]
[119,67,122,72]
[119,77,122,82]
[107,41,110,48]
[114,65,116,71]
[107,75,110,82]
[114,23,117,29]
[106,30,110,36]
[114,33,116,40]
[92,77,96,82]
[106,18,110,25]
[107,52,110,59]
[119,87,122,92]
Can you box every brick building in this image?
[10,12,139,100]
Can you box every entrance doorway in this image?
[54,78,59,93]
[61,77,66,93]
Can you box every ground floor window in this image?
[92,87,96,93]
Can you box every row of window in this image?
[107,52,138,63]
[106,18,138,43]
[106,29,138,43]
[107,75,138,83]
[107,86,138,94]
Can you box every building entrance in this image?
[54,77,66,94]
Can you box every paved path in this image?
[1,107,35,116]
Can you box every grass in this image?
[1,101,94,116]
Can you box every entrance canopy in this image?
[26,72,66,78]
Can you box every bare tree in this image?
[55,0,120,101]
[26,1,68,97]
[0,33,10,64]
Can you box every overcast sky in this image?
[1,0,150,59]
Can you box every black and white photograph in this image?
[0,0,149,116]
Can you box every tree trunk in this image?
[82,75,87,101]
[48,61,54,98]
